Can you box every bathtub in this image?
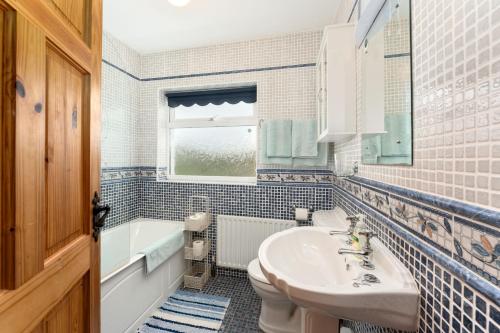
[101,218,186,333]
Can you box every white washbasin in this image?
[258,227,419,332]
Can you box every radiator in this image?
[216,215,297,270]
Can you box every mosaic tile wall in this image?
[384,19,411,115]
[101,33,142,168]
[101,177,141,230]
[102,30,331,170]
[334,178,499,333]
[333,0,500,210]
[100,30,335,232]
[140,181,333,269]
[138,31,327,169]
[331,3,499,331]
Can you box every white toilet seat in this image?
[248,259,300,333]
[248,259,290,300]
[248,258,268,284]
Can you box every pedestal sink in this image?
[258,227,419,332]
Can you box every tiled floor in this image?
[182,275,263,332]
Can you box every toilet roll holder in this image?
[291,205,314,221]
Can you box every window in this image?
[166,87,257,182]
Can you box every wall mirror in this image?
[358,0,413,165]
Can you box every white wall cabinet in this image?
[316,24,357,142]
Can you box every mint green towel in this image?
[260,122,292,165]
[266,120,292,157]
[381,113,411,156]
[292,142,328,167]
[139,228,184,274]
[292,119,318,157]
[362,134,382,162]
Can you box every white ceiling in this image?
[103,0,340,54]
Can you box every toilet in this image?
[248,208,348,333]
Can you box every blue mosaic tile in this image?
[334,186,500,333]
[334,176,499,290]
[101,178,141,230]
[141,180,333,266]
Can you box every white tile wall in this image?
[101,33,142,168]
[140,31,321,78]
[333,0,500,211]
[102,31,325,170]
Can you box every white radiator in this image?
[216,215,297,270]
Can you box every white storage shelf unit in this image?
[316,23,357,143]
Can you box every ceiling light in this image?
[168,0,191,7]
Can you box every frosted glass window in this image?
[170,126,256,177]
[168,101,256,180]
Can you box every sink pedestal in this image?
[301,308,340,333]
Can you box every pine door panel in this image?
[43,274,89,333]
[0,7,46,289]
[44,0,90,43]
[0,0,102,331]
[45,46,87,259]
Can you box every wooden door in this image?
[0,0,102,332]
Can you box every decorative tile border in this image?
[453,217,500,285]
[102,166,169,183]
[334,176,500,289]
[333,187,500,312]
[335,185,500,333]
[257,169,333,187]
[350,176,500,229]
[101,167,142,183]
[104,167,334,187]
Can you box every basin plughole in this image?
[258,227,419,332]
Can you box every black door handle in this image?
[92,192,110,241]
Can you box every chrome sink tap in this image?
[329,214,360,238]
[338,231,376,256]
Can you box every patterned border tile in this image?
[333,184,500,307]
[350,176,500,229]
[101,167,142,183]
[257,169,333,187]
[102,166,169,183]
[333,176,499,290]
[453,217,500,286]
[388,195,453,256]
[104,167,334,187]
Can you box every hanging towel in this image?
[292,119,318,157]
[292,142,328,167]
[259,122,292,165]
[381,113,411,157]
[361,134,382,163]
[266,120,292,157]
[139,228,184,274]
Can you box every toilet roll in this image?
[295,208,309,221]
[193,240,204,258]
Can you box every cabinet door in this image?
[318,47,328,134]
[316,54,323,136]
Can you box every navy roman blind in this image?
[166,86,257,108]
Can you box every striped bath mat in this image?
[139,290,230,333]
